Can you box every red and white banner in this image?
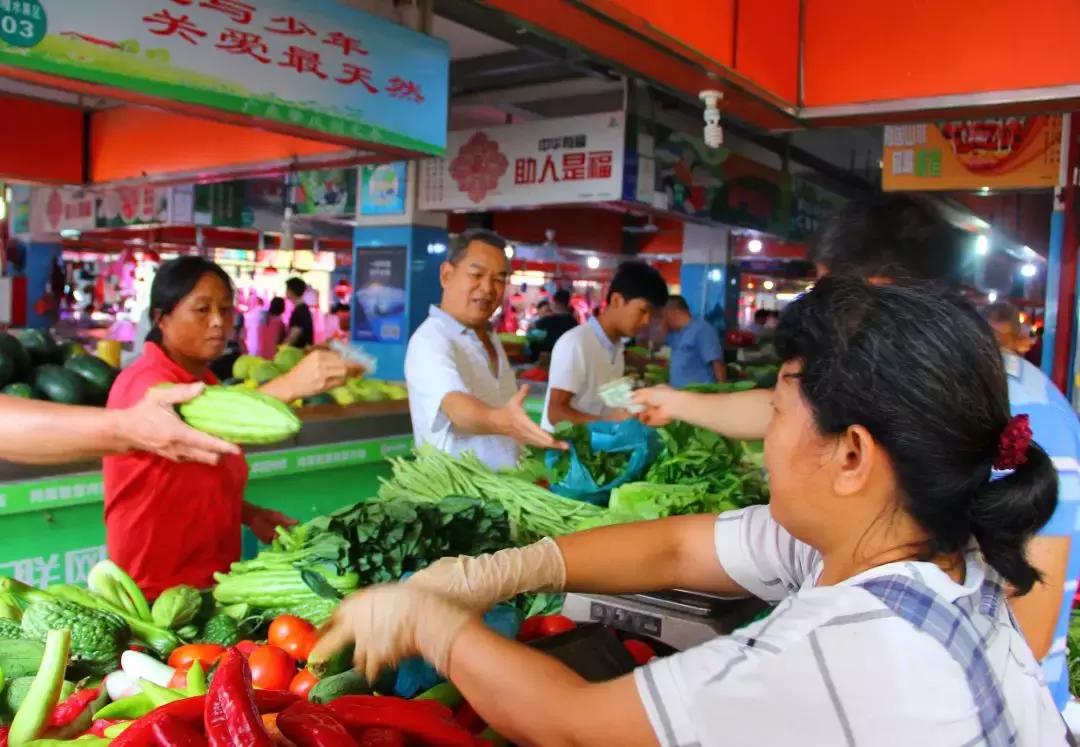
[418,112,625,211]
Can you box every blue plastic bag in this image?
[545,420,658,505]
[391,600,521,698]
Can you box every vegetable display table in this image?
[0,403,413,590]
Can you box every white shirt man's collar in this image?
[587,315,620,356]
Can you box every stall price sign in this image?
[0,0,448,155]
[883,116,1062,191]
[419,112,626,211]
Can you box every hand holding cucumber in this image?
[117,383,240,464]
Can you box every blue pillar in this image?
[25,241,60,330]
[351,224,447,382]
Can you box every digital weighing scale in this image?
[562,589,769,651]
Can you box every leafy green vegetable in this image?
[609,482,742,520]
[1068,608,1080,697]
[378,446,608,542]
[550,422,629,486]
[644,422,768,510]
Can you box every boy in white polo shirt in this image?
[541,261,668,431]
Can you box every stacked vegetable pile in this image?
[227,347,407,408]
[641,421,768,512]
[0,331,118,406]
[212,495,512,625]
[378,446,610,543]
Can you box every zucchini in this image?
[9,628,70,746]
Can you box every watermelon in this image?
[0,333,32,382]
[16,329,63,366]
[64,355,118,405]
[32,365,86,404]
[1,382,34,398]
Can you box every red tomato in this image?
[167,664,191,690]
[248,645,297,691]
[236,640,258,657]
[281,630,316,663]
[288,669,319,700]
[518,615,576,642]
[536,615,576,637]
[622,639,657,666]
[168,643,226,670]
[517,616,545,642]
[268,615,315,649]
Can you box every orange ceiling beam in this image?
[0,95,84,184]
[802,0,1080,108]
[491,0,1080,129]
[483,0,800,130]
[88,107,347,184]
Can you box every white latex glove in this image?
[406,537,567,613]
[312,584,473,681]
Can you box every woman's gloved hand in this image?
[311,584,474,681]
[405,537,567,613]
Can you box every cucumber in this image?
[308,669,371,704]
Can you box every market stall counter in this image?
[0,401,412,589]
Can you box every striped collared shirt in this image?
[1003,352,1080,710]
[635,506,1065,746]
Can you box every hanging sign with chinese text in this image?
[418,112,625,211]
[0,0,448,155]
[883,117,1062,191]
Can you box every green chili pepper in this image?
[137,678,186,708]
[93,692,153,721]
[185,661,206,696]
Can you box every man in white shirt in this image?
[405,229,562,470]
[542,261,668,431]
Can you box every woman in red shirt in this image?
[104,257,351,598]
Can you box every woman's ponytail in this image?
[969,443,1058,594]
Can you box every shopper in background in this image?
[746,308,770,339]
[317,278,1066,745]
[283,277,315,348]
[257,297,287,358]
[404,229,563,472]
[542,261,668,430]
[635,193,1080,712]
[104,257,355,598]
[664,295,725,388]
[0,385,237,464]
[528,288,578,362]
[985,302,1035,357]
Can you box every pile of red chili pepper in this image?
[109,648,490,747]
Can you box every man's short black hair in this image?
[607,261,668,307]
[552,289,571,307]
[285,277,307,298]
[754,308,770,324]
[810,194,966,282]
[666,295,690,313]
[449,229,508,265]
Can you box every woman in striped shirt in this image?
[317,277,1066,746]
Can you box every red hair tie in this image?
[995,414,1032,470]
